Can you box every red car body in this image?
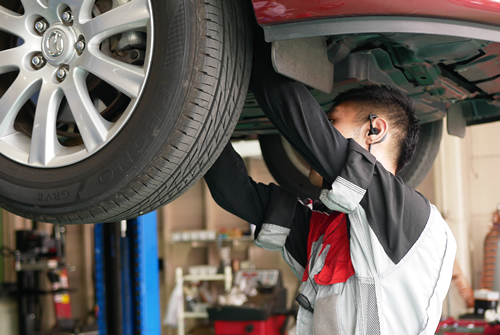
[252,0,500,26]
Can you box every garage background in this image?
[0,119,498,334]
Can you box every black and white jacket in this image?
[204,36,456,334]
[205,141,455,334]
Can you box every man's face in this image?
[326,103,363,140]
[308,103,363,187]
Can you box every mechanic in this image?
[204,30,456,334]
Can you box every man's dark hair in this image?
[330,84,420,173]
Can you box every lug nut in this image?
[56,68,67,80]
[62,11,73,23]
[31,55,45,68]
[75,40,85,52]
[34,20,47,34]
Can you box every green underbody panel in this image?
[236,33,500,136]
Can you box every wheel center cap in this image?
[42,26,75,64]
[46,30,65,57]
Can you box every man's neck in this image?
[370,144,397,175]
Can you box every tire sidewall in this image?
[397,119,443,188]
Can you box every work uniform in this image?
[204,34,456,334]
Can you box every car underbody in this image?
[236,31,500,137]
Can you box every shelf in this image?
[183,311,209,319]
[169,236,254,245]
[176,266,232,335]
[182,273,226,282]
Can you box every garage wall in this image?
[431,120,500,317]
[465,122,500,289]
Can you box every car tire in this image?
[259,119,443,199]
[0,0,252,223]
[259,135,322,200]
[397,119,443,189]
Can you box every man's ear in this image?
[367,116,389,144]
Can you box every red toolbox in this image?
[209,270,288,335]
[214,315,287,335]
[436,317,500,334]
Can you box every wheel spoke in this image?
[73,0,99,24]
[63,69,112,152]
[80,0,149,43]
[0,74,41,137]
[0,6,28,39]
[28,84,64,165]
[21,0,48,13]
[79,51,144,98]
[0,47,24,75]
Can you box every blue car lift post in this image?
[94,212,160,335]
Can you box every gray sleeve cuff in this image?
[255,223,291,251]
